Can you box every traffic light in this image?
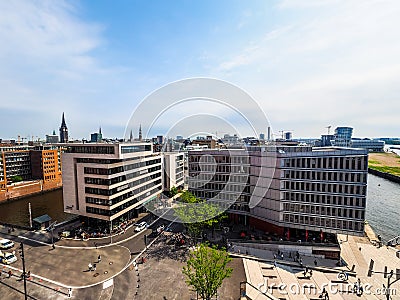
[19,243,24,259]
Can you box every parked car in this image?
[0,239,14,250]
[0,251,17,264]
[134,222,148,232]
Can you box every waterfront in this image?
[0,189,75,227]
[0,174,398,242]
[365,173,400,242]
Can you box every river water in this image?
[366,173,400,242]
[0,189,75,227]
[0,175,398,242]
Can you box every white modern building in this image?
[351,138,385,152]
[163,152,184,191]
[188,145,368,237]
[62,142,162,225]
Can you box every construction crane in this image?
[325,125,332,135]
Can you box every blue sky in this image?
[1,0,400,140]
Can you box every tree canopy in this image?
[182,243,232,300]
[175,191,226,238]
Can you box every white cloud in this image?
[212,0,400,137]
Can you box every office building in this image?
[351,138,385,152]
[188,145,368,237]
[46,130,59,144]
[91,128,103,143]
[163,152,184,191]
[333,127,353,147]
[0,145,62,189]
[62,142,162,225]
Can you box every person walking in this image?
[88,263,93,271]
[93,263,97,271]
[98,255,101,263]
[314,259,318,266]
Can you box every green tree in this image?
[175,191,226,239]
[170,186,179,197]
[11,175,23,183]
[183,243,232,300]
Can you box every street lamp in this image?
[48,221,57,248]
[367,259,400,300]
[18,243,28,300]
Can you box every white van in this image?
[0,239,14,250]
[0,251,17,264]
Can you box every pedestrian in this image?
[68,288,72,298]
[26,271,31,278]
[8,270,12,278]
[274,254,277,259]
[98,255,101,263]
[88,263,92,271]
[314,259,318,266]
[93,263,97,271]
[309,270,313,277]
[281,253,284,260]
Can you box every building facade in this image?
[46,130,59,144]
[333,127,353,147]
[163,152,184,191]
[188,145,368,237]
[351,138,385,152]
[0,145,62,190]
[62,142,162,224]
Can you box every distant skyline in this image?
[1,0,400,140]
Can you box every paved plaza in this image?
[241,232,400,300]
[1,214,400,300]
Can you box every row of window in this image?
[189,164,248,174]
[283,192,365,207]
[283,181,366,196]
[86,186,161,216]
[121,145,152,154]
[84,165,161,186]
[84,158,161,175]
[283,213,364,232]
[283,156,367,170]
[189,155,250,164]
[67,146,115,154]
[283,203,364,219]
[282,170,367,183]
[85,173,161,196]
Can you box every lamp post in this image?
[18,243,28,300]
[48,221,57,248]
[367,259,400,300]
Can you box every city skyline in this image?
[1,1,400,139]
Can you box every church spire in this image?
[139,124,142,141]
[59,112,69,143]
[99,126,102,134]
[61,112,66,127]
[129,129,133,142]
